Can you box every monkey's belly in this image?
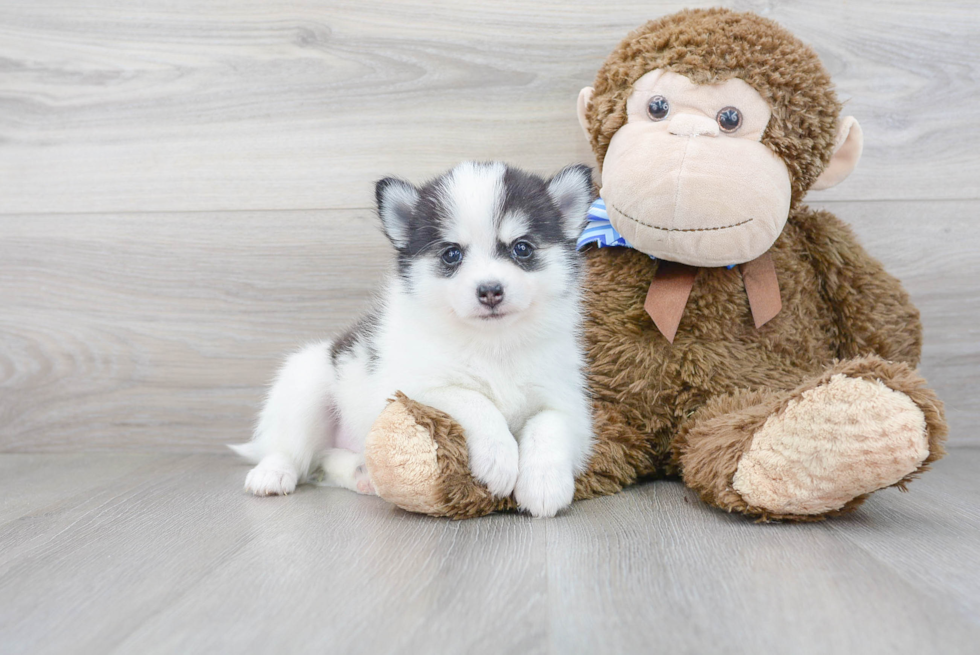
[583,245,837,462]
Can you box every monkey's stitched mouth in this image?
[610,202,753,233]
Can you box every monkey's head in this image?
[578,9,862,267]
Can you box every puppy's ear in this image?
[376,177,419,249]
[547,164,594,240]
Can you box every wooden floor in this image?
[1,448,978,655]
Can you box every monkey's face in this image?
[593,70,792,267]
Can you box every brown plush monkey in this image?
[364,8,947,521]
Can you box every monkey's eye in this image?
[441,246,463,265]
[512,241,534,260]
[647,95,669,121]
[717,106,742,133]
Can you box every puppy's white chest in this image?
[456,357,540,431]
[492,378,537,431]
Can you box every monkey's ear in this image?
[577,87,594,141]
[811,116,863,191]
[547,164,594,240]
[375,177,419,249]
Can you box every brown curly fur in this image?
[580,205,926,468]
[573,201,947,521]
[671,356,947,521]
[390,392,517,519]
[368,8,948,522]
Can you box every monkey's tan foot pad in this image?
[732,374,929,515]
[364,397,446,514]
[364,393,516,519]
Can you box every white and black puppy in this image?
[231,161,594,517]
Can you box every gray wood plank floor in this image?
[1,449,978,655]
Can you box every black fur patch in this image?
[393,176,453,280]
[495,239,540,272]
[501,167,568,247]
[330,309,380,367]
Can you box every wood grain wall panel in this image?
[0,1,977,214]
[1,200,976,451]
[0,210,390,451]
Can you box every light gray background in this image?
[2,0,977,451]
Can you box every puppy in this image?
[231,161,594,517]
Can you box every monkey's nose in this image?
[668,113,719,138]
[477,282,505,308]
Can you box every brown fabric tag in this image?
[644,261,698,343]
[740,252,782,328]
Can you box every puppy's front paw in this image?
[244,454,298,496]
[468,433,519,498]
[515,464,575,518]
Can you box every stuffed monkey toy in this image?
[363,8,947,521]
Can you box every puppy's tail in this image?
[227,441,263,463]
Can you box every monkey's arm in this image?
[794,206,922,365]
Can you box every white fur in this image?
[232,162,593,517]
[498,211,531,247]
[376,179,418,248]
[547,166,595,239]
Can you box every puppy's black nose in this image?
[477,282,505,308]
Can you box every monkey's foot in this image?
[364,393,516,519]
[676,356,947,520]
[731,374,929,516]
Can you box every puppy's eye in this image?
[647,95,669,121]
[717,106,742,133]
[512,241,534,259]
[441,246,462,265]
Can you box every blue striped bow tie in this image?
[576,198,639,251]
